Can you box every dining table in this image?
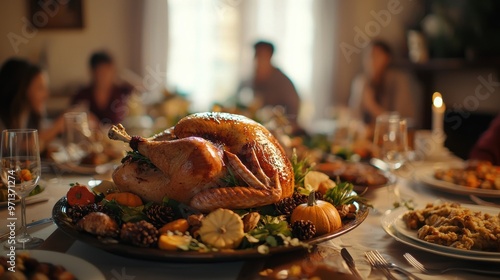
[1,153,499,280]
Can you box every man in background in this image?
[72,51,133,125]
[237,41,300,121]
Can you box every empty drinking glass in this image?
[64,112,92,163]
[373,113,408,211]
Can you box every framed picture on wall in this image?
[28,0,84,29]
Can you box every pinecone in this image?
[120,220,159,247]
[292,192,308,205]
[291,192,323,204]
[67,204,102,221]
[314,191,324,201]
[275,196,297,216]
[336,204,357,219]
[68,204,120,223]
[292,220,316,241]
[144,204,175,228]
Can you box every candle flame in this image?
[433,92,443,108]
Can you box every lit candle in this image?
[432,92,446,133]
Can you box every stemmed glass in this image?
[1,129,43,248]
[64,112,92,164]
[373,113,408,211]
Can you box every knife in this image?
[0,217,54,240]
[341,248,363,279]
[27,217,54,228]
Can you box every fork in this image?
[404,253,500,276]
[365,251,397,280]
[366,250,423,280]
[469,195,500,208]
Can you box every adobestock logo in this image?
[340,0,408,63]
[111,267,135,280]
[7,0,71,54]
[213,0,242,19]
[445,74,500,130]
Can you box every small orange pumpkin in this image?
[291,191,342,236]
[105,192,143,207]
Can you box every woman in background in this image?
[72,51,133,125]
[0,58,64,151]
[349,40,421,128]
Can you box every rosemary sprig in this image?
[323,181,370,207]
[220,166,240,187]
[123,151,155,167]
[291,149,314,189]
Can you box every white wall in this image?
[0,0,142,113]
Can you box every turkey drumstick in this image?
[108,124,225,204]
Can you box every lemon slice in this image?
[199,208,244,249]
[304,171,331,191]
[158,235,191,251]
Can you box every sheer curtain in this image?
[166,0,240,112]
[164,0,337,122]
[142,0,168,81]
[310,0,338,120]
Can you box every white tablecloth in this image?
[2,161,500,279]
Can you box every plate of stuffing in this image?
[418,161,500,198]
[382,203,500,262]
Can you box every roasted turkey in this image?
[108,112,294,212]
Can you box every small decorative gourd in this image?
[105,192,143,207]
[198,208,244,249]
[291,191,342,235]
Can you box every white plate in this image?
[24,250,105,279]
[0,182,46,207]
[392,204,500,257]
[418,164,500,198]
[50,143,121,175]
[381,206,500,262]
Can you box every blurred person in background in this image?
[349,40,420,128]
[72,51,133,125]
[470,114,500,165]
[237,41,300,123]
[0,58,65,151]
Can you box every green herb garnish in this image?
[220,166,240,187]
[323,181,370,207]
[249,215,292,240]
[102,199,146,223]
[124,151,155,167]
[291,149,314,189]
[239,215,297,251]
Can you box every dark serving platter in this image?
[52,197,368,263]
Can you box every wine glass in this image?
[64,112,92,163]
[373,113,408,211]
[1,129,43,249]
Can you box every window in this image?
[167,0,314,112]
